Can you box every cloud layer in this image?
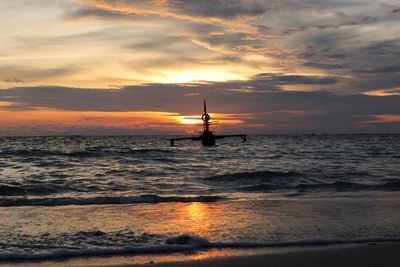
[1,75,399,134]
[0,0,399,134]
[1,0,399,90]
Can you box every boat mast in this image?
[202,100,211,132]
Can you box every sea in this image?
[0,134,399,263]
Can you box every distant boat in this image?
[169,101,247,146]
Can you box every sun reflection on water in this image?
[178,202,212,234]
[186,202,206,221]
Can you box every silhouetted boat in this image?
[169,101,247,146]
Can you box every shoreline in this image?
[1,241,399,267]
[134,242,400,267]
[104,242,400,267]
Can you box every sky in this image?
[0,0,399,135]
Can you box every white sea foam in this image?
[1,235,400,262]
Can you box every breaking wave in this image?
[1,234,400,261]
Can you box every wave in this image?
[296,181,400,192]
[0,148,173,158]
[0,184,58,196]
[0,194,225,207]
[0,182,100,197]
[238,184,276,192]
[237,180,400,193]
[1,234,400,262]
[203,170,303,182]
[202,170,400,193]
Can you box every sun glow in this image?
[181,118,203,125]
[164,69,243,83]
[0,109,183,135]
[177,113,250,126]
[364,115,400,124]
[363,89,400,96]
[179,115,203,125]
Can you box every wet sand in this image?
[2,242,399,267]
[130,242,400,267]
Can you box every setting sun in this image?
[179,115,203,125]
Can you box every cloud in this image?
[75,0,267,23]
[2,0,400,136]
[3,0,400,91]
[0,73,399,134]
[0,66,77,81]
[2,77,24,84]
[364,114,400,124]
[255,74,338,85]
[1,0,400,137]
[170,0,267,19]
[0,73,339,112]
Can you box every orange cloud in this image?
[76,0,265,26]
[364,115,400,124]
[363,89,400,96]
[0,109,178,135]
[0,109,254,135]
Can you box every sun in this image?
[179,115,203,125]
[181,118,202,125]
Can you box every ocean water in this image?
[0,135,399,261]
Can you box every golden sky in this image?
[0,0,399,135]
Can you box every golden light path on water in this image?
[0,201,272,266]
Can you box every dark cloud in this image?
[348,73,400,92]
[362,64,400,74]
[297,36,400,93]
[64,6,161,23]
[172,0,267,19]
[255,74,338,85]
[76,0,267,21]
[1,74,399,133]
[303,62,348,70]
[0,65,78,82]
[2,77,24,83]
